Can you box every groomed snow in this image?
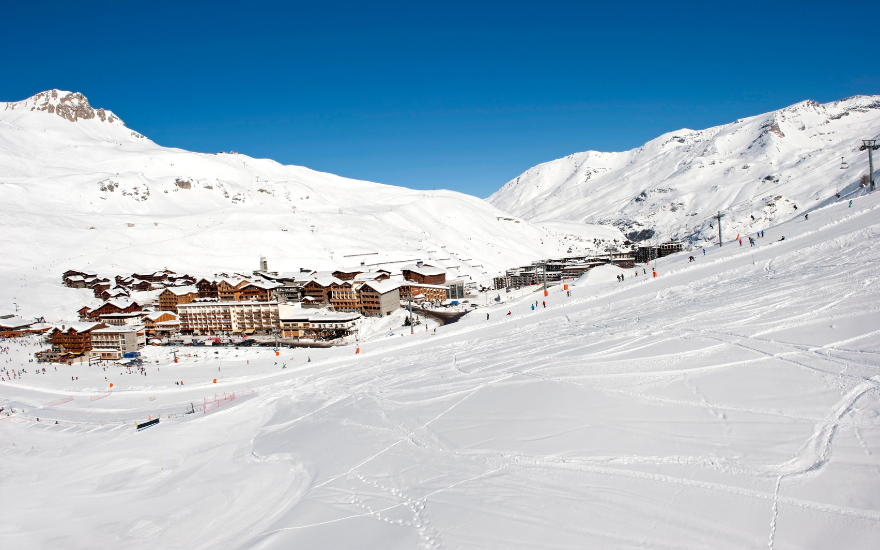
[3,190,880,548]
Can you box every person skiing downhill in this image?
[542,301,546,308]
[849,200,853,208]
[531,304,535,311]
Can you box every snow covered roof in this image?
[308,313,361,323]
[357,280,401,294]
[306,277,343,288]
[142,311,178,321]
[0,316,34,330]
[53,322,106,333]
[164,285,199,296]
[243,281,282,290]
[93,325,144,334]
[98,312,143,318]
[352,271,389,281]
[401,264,446,276]
[97,298,139,310]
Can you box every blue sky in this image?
[3,1,878,197]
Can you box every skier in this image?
[531,304,535,311]
[486,313,489,320]
[738,239,742,246]
[779,236,785,241]
[542,301,546,308]
[308,357,311,362]
[804,213,808,220]
[793,205,798,210]
[849,200,853,208]
[507,311,512,316]
[702,249,706,256]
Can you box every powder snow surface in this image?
[2,190,880,548]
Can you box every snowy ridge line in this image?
[489,94,880,245]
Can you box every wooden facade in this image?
[87,300,142,319]
[239,283,276,302]
[401,265,446,285]
[329,281,360,312]
[158,288,199,313]
[196,278,219,299]
[49,323,107,355]
[398,283,448,302]
[217,279,248,302]
[303,280,333,304]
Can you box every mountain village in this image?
[1,237,688,364]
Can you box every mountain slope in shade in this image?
[0,90,623,320]
[488,96,880,243]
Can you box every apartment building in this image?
[91,326,146,360]
[178,301,280,335]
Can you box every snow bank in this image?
[573,263,627,285]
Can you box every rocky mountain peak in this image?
[2,89,125,126]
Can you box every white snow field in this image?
[488,95,880,245]
[0,90,624,322]
[3,187,880,549]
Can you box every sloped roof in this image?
[54,322,106,333]
[243,280,282,290]
[142,311,178,321]
[0,317,34,330]
[164,285,199,296]
[357,280,401,294]
[401,264,446,276]
[305,277,343,288]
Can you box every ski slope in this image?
[0,90,624,321]
[488,95,880,246]
[3,190,880,548]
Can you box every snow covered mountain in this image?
[4,181,880,549]
[0,90,621,320]
[488,96,880,243]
